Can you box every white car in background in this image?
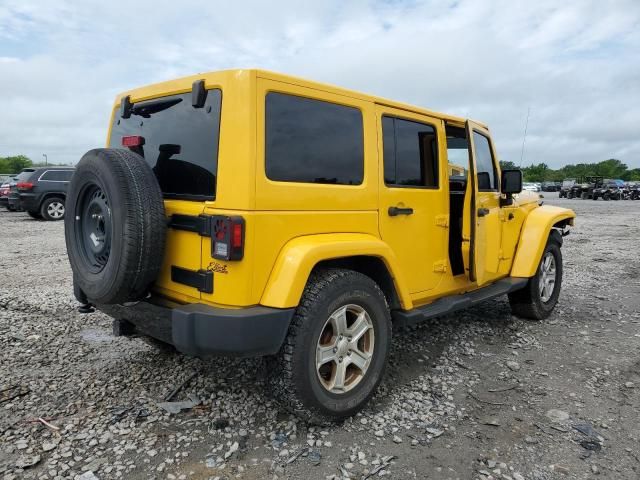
[523,182,540,192]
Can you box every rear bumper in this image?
[96,298,295,357]
[7,196,21,210]
[18,193,39,211]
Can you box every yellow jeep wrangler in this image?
[65,69,575,423]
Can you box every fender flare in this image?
[510,205,576,277]
[260,233,412,310]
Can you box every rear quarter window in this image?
[265,92,364,185]
[40,170,74,181]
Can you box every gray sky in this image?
[1,0,639,168]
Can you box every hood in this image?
[513,190,540,206]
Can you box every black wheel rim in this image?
[75,183,112,273]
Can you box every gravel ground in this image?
[1,193,639,480]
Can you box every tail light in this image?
[211,216,245,261]
[16,182,34,191]
[122,135,145,147]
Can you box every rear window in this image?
[40,170,74,181]
[265,92,364,185]
[15,170,35,182]
[109,89,222,200]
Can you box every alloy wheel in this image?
[538,251,556,303]
[316,304,375,394]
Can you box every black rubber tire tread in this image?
[40,196,65,221]
[267,268,392,424]
[508,235,563,320]
[27,210,42,219]
[65,148,166,304]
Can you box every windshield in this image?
[109,89,222,201]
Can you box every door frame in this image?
[465,120,501,285]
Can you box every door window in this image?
[382,116,439,187]
[472,131,497,191]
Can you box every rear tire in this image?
[509,235,563,320]
[267,269,391,424]
[27,210,42,219]
[41,197,66,221]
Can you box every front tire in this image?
[509,235,563,320]
[267,269,391,424]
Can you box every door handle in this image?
[477,207,490,217]
[388,206,414,216]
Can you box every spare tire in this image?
[65,148,166,304]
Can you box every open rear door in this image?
[466,120,502,286]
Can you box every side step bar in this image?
[392,277,529,327]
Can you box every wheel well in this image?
[313,256,401,310]
[41,193,66,203]
[550,219,570,246]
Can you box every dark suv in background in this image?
[15,167,75,220]
[6,169,36,212]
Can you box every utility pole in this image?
[43,153,48,166]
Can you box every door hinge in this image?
[168,214,211,237]
[435,214,449,228]
[171,266,213,294]
[433,260,448,273]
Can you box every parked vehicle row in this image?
[558,177,640,200]
[522,182,562,193]
[0,167,75,219]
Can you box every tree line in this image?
[0,155,68,174]
[3,154,639,182]
[500,159,640,182]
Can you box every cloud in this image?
[0,0,638,168]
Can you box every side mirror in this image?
[501,169,522,194]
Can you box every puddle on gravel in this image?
[79,328,114,344]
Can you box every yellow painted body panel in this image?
[260,233,412,309]
[106,69,575,313]
[375,105,449,297]
[510,205,576,277]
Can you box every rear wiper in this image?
[131,98,183,118]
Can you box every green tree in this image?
[0,155,33,173]
[499,160,517,170]
[522,162,550,182]
[622,168,640,181]
[593,158,627,179]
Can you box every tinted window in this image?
[109,89,222,200]
[383,116,438,187]
[15,170,35,182]
[473,132,496,190]
[40,170,74,181]
[265,92,364,185]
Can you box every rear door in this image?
[466,121,502,286]
[108,88,222,302]
[377,106,448,295]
